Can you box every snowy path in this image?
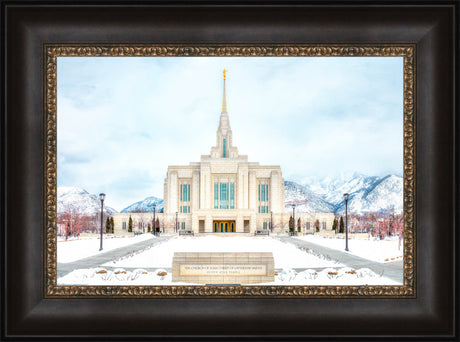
[57,236,402,285]
[276,236,403,284]
[57,236,172,278]
[102,236,343,269]
[57,234,158,263]
[295,235,403,263]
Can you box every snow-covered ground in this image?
[58,266,399,286]
[57,236,402,285]
[296,235,403,263]
[57,234,156,263]
[102,236,342,269]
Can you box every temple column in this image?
[167,171,178,214]
[248,171,257,210]
[250,213,257,233]
[238,166,248,209]
[200,165,210,209]
[270,171,280,213]
[192,171,200,210]
[191,214,199,233]
[236,215,244,232]
[205,215,213,233]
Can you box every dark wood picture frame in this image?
[2,0,457,339]
[44,44,416,298]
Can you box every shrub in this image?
[332,218,338,231]
[339,217,344,233]
[128,216,133,232]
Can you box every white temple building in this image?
[114,70,334,235]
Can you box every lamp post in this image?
[153,203,156,235]
[175,212,178,233]
[291,204,296,236]
[99,193,105,251]
[343,193,349,251]
[270,211,273,233]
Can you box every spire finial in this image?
[222,69,227,113]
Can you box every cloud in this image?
[57,56,403,210]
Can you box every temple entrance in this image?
[213,221,235,232]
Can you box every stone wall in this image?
[114,211,335,236]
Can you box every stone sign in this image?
[172,252,275,284]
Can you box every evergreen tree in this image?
[111,217,114,233]
[105,217,110,233]
[315,219,320,233]
[156,218,160,233]
[147,223,151,233]
[332,218,338,232]
[339,216,344,233]
[128,216,133,232]
[289,216,293,232]
[297,218,301,232]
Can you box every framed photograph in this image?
[50,49,413,295]
[2,1,457,339]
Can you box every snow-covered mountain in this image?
[284,181,335,213]
[59,171,403,217]
[57,187,118,215]
[121,196,164,213]
[334,174,403,214]
[300,172,381,205]
[294,172,403,214]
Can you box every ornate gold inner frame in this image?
[45,45,416,298]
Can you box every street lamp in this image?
[343,193,349,251]
[99,193,105,251]
[175,212,178,233]
[153,203,156,235]
[270,211,273,233]
[291,204,296,236]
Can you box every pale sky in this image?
[57,56,404,211]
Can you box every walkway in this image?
[275,236,404,284]
[57,235,404,284]
[57,236,172,278]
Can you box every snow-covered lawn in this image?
[102,236,343,269]
[58,266,399,286]
[57,236,402,285]
[296,235,403,263]
[57,234,156,263]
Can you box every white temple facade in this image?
[163,69,284,233]
[114,71,334,235]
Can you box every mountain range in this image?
[120,196,164,213]
[57,187,118,216]
[287,172,403,214]
[57,172,403,216]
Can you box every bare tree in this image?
[57,205,89,239]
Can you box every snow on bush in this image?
[269,267,399,285]
[58,266,399,286]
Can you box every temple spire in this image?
[210,69,238,159]
[222,69,227,113]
